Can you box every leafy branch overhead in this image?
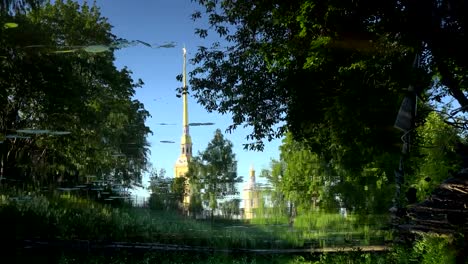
[190,0,468,171]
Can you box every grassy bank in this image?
[0,194,461,263]
[7,250,391,264]
[0,193,390,249]
[8,241,457,264]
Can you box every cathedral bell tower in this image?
[174,47,192,206]
[243,164,259,219]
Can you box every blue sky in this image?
[82,1,283,190]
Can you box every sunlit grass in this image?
[0,193,391,250]
[0,194,270,248]
[2,193,460,264]
[250,210,392,248]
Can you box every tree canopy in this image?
[262,132,395,216]
[186,129,242,216]
[406,111,463,202]
[188,0,468,172]
[0,0,151,188]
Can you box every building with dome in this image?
[242,165,260,219]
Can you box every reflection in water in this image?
[155,123,176,125]
[189,122,215,126]
[15,129,71,135]
[17,36,177,54]
[15,129,51,134]
[5,135,31,139]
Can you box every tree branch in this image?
[435,57,468,111]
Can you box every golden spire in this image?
[180,46,192,154]
[182,46,188,131]
[175,46,193,207]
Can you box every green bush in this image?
[390,233,457,264]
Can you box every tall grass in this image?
[2,193,392,250]
[12,241,459,264]
[1,193,461,263]
[0,194,300,248]
[9,250,390,264]
[250,208,392,248]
